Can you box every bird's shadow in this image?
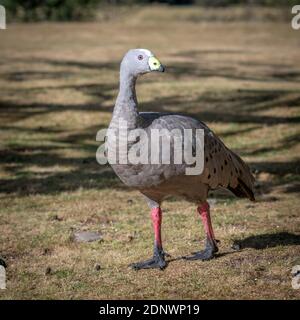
[232,232,300,250]
[168,232,300,263]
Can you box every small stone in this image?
[127,234,134,242]
[50,214,63,221]
[231,243,241,251]
[73,231,102,243]
[94,263,101,271]
[45,267,52,275]
[43,248,51,255]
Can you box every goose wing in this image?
[140,112,255,200]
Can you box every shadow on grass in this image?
[166,232,300,264]
[0,55,299,196]
[141,90,300,125]
[233,232,300,250]
[171,50,300,83]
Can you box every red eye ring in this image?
[138,55,143,60]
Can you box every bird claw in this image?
[130,245,170,270]
[183,248,215,261]
[130,256,167,270]
[130,250,168,270]
[184,239,218,261]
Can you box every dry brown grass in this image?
[0,6,299,299]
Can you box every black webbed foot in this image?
[184,239,218,261]
[130,248,168,270]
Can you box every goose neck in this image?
[112,67,139,128]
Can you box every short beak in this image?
[158,65,165,72]
[148,56,165,72]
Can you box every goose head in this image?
[120,48,165,77]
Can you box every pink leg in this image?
[151,207,162,248]
[184,201,218,261]
[131,207,166,270]
[197,202,216,244]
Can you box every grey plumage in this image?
[105,48,255,269]
[108,49,255,206]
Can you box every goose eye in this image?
[138,55,143,61]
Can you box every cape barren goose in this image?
[106,49,255,270]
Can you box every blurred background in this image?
[0,0,299,299]
[2,0,299,22]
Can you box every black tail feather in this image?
[228,178,255,201]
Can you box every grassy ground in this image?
[0,6,299,299]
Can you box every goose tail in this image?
[227,153,256,201]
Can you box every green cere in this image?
[148,56,162,71]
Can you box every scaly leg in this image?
[130,207,167,270]
[184,201,218,261]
